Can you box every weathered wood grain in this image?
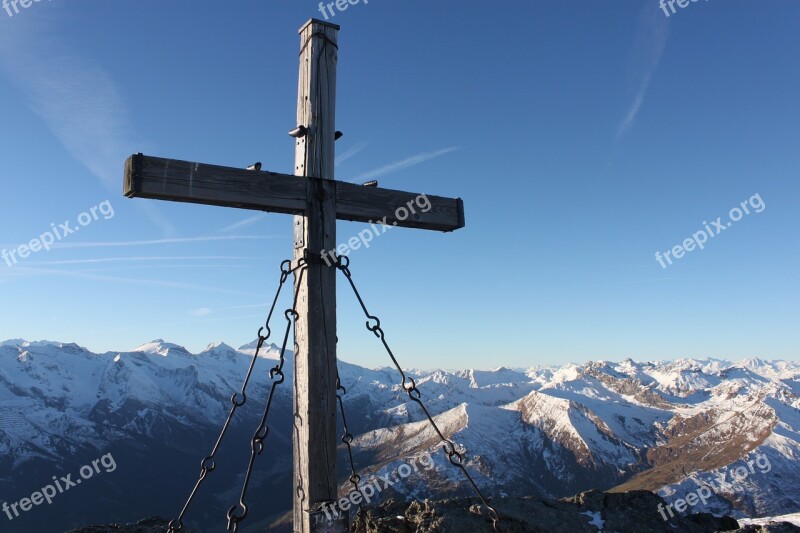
[292,19,340,533]
[123,154,307,214]
[336,181,464,232]
[124,154,465,232]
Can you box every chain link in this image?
[335,370,363,514]
[334,255,501,531]
[167,254,499,530]
[166,259,299,533]
[226,261,306,532]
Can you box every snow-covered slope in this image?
[1,339,799,531]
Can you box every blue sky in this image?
[0,0,797,369]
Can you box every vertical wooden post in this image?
[292,18,340,533]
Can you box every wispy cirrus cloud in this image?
[616,4,670,138]
[98,303,272,335]
[91,313,268,337]
[335,141,369,166]
[13,266,254,297]
[214,214,268,234]
[347,147,459,184]
[186,302,270,314]
[154,302,270,322]
[0,236,274,249]
[0,10,171,234]
[46,235,277,249]
[17,256,252,265]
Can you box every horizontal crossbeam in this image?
[124,154,464,232]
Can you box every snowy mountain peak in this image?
[460,367,529,388]
[0,338,27,347]
[132,339,191,356]
[237,338,284,358]
[204,341,233,351]
[2,338,799,525]
[0,339,87,352]
[201,342,240,362]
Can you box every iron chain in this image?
[334,255,501,531]
[336,371,363,515]
[226,261,306,532]
[166,259,300,533]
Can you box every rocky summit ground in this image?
[351,490,799,533]
[68,490,800,532]
[66,517,178,532]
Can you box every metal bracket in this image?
[294,218,305,249]
[303,248,337,267]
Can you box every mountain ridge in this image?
[1,338,799,532]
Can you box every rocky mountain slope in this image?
[1,339,799,532]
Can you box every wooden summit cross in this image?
[123,19,464,532]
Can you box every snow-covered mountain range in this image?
[1,339,799,532]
